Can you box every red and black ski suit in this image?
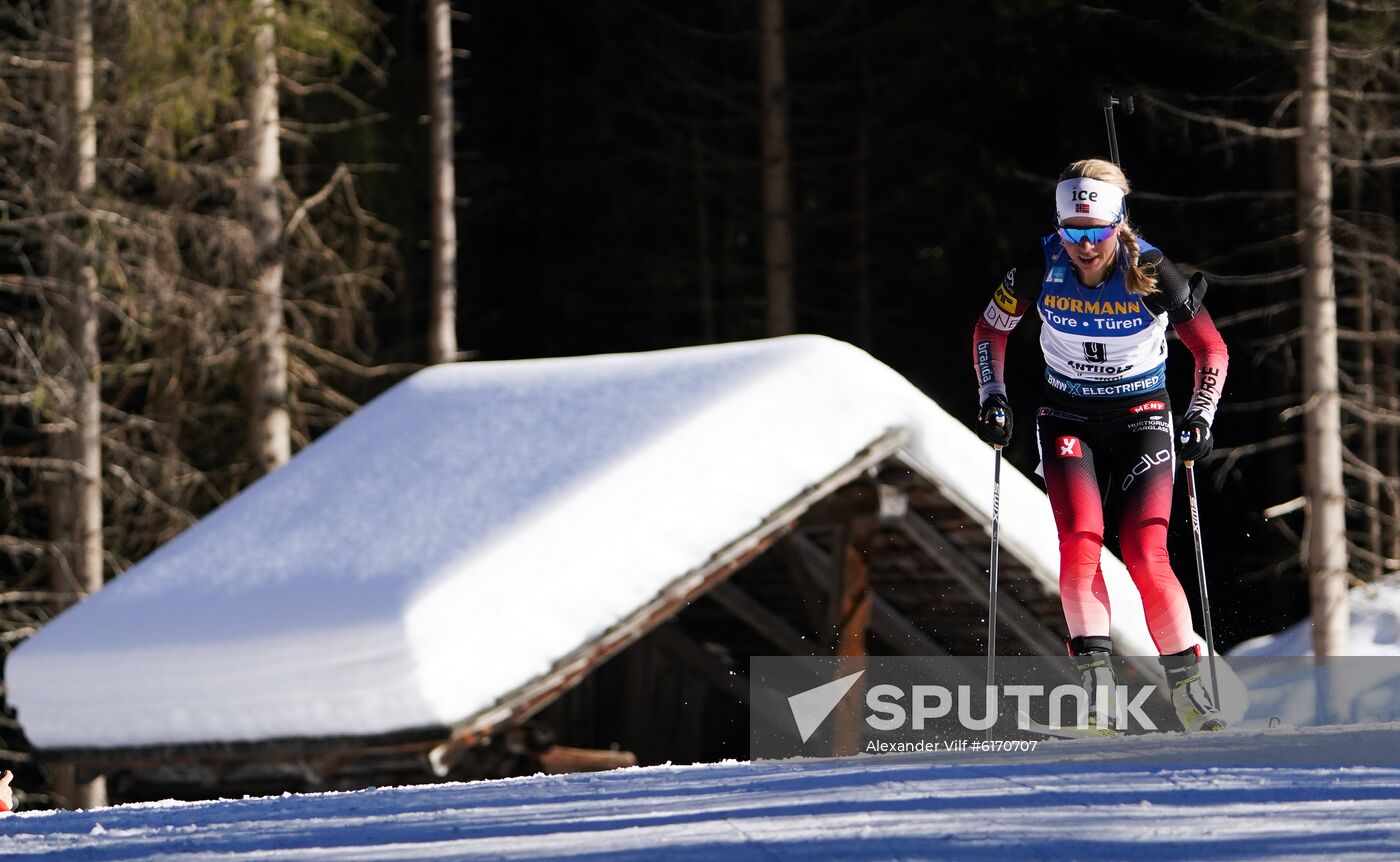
[972,236,1228,654]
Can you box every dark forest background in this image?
[374,0,1336,645]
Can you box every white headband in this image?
[1055,177,1126,224]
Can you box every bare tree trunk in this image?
[71,274,101,601]
[1297,0,1348,655]
[426,0,459,364]
[248,0,290,471]
[757,0,795,336]
[69,0,101,602]
[50,0,108,810]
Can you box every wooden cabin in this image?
[7,338,1169,803]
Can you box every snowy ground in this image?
[4,724,1400,860]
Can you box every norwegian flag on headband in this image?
[1055,176,1127,223]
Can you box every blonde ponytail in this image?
[1117,224,1159,297]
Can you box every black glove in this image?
[1177,413,1212,463]
[977,394,1013,447]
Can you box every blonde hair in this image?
[1059,159,1158,297]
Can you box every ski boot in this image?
[1160,646,1226,732]
[1069,636,1121,735]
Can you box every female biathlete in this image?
[972,158,1228,733]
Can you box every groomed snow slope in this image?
[9,336,1169,749]
[3,724,1400,860]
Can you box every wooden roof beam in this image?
[651,625,747,705]
[708,581,817,657]
[896,512,1070,660]
[785,532,951,658]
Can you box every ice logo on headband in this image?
[1055,177,1126,224]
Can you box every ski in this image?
[1016,711,1241,738]
[1016,712,1118,740]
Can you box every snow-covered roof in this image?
[7,335,1168,750]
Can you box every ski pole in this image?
[1098,85,1136,167]
[987,418,1006,692]
[1184,460,1222,709]
[986,444,1004,740]
[1097,84,1225,710]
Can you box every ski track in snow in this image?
[3,726,1400,861]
